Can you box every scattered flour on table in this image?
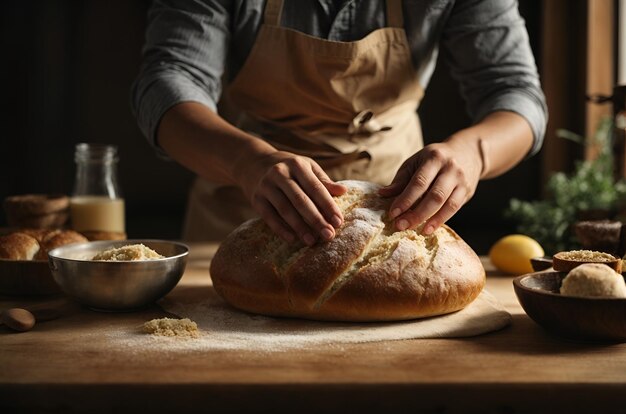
[102,290,511,353]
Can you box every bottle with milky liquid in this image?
[70,143,125,237]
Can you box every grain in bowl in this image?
[91,243,164,261]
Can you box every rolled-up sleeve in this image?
[441,0,547,156]
[131,0,231,155]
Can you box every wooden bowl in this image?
[552,251,622,273]
[513,271,626,342]
[0,259,62,295]
[530,256,553,272]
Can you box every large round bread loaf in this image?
[210,181,485,322]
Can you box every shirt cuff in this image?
[473,91,547,157]
[132,74,217,159]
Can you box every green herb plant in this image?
[506,117,626,254]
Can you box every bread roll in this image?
[20,228,57,243]
[210,181,486,322]
[560,263,626,298]
[35,230,88,260]
[0,233,40,260]
[0,229,88,261]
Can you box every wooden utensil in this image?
[1,298,73,332]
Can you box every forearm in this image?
[445,111,534,179]
[157,102,276,185]
[157,102,346,245]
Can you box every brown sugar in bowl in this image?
[552,250,621,273]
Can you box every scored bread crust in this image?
[210,181,486,322]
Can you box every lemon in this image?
[489,234,544,275]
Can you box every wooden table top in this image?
[1,244,626,413]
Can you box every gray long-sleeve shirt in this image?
[131,0,547,156]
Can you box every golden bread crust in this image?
[0,229,87,261]
[35,230,88,260]
[0,233,40,260]
[210,181,486,322]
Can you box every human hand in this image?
[378,141,482,235]
[237,151,347,245]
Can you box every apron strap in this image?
[263,0,285,27]
[386,0,404,28]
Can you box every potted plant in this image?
[506,118,626,255]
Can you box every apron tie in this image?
[348,109,393,136]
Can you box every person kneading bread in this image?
[131,0,547,242]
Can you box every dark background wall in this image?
[0,1,544,254]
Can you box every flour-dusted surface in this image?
[102,285,511,353]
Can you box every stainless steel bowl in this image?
[48,239,188,311]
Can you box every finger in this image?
[278,176,336,241]
[378,161,413,197]
[421,186,466,235]
[394,166,457,231]
[265,186,318,246]
[275,177,336,243]
[388,156,444,220]
[312,164,348,197]
[306,164,346,228]
[254,198,296,243]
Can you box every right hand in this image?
[236,151,347,246]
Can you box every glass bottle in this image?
[70,143,125,234]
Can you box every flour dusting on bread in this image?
[210,180,485,322]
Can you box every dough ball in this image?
[560,263,626,298]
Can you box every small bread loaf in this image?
[35,230,88,260]
[0,233,40,260]
[0,229,88,261]
[19,228,56,243]
[210,181,486,322]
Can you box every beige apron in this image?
[183,0,425,241]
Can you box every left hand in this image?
[378,140,482,235]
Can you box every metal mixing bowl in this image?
[48,239,188,311]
